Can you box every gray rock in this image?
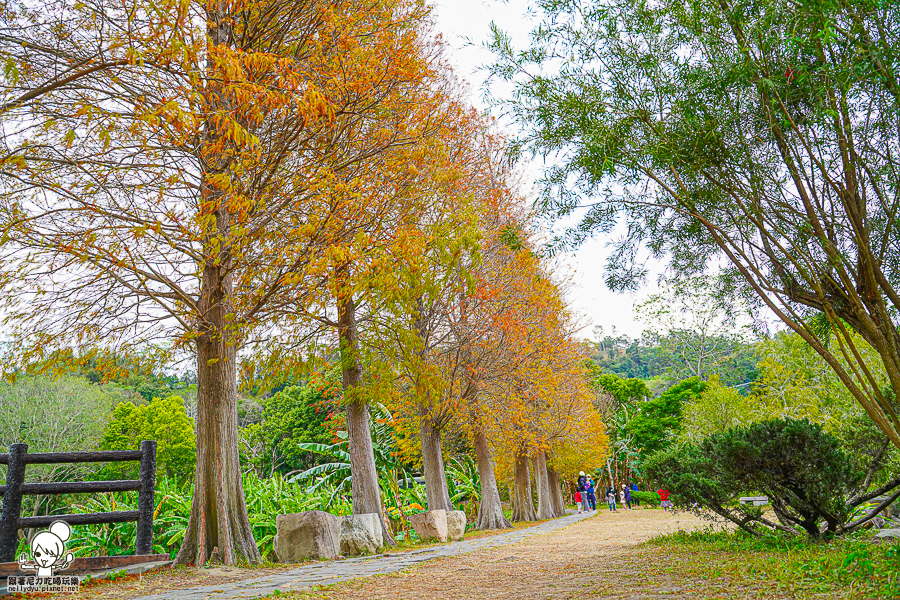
[273,511,341,562]
[446,510,467,541]
[875,528,900,539]
[339,513,384,555]
[409,509,448,543]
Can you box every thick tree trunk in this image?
[533,451,555,520]
[419,403,452,512]
[174,4,261,567]
[338,294,395,545]
[547,461,565,517]
[511,451,536,522]
[473,429,511,530]
[176,328,259,565]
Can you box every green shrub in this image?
[645,418,862,538]
[631,490,661,506]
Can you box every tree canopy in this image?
[489,0,900,448]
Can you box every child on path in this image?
[586,477,596,510]
[658,488,672,511]
[606,487,617,511]
[575,490,583,513]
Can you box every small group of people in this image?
[605,483,637,511]
[574,471,597,512]
[573,473,673,513]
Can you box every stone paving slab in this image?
[133,511,597,600]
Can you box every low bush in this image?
[631,490,661,506]
[644,418,884,538]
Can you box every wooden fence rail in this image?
[0,441,156,563]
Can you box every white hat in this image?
[579,471,585,476]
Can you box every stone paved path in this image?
[132,511,597,600]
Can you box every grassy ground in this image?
[647,527,900,599]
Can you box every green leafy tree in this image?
[635,277,757,385]
[490,0,900,449]
[239,374,341,478]
[680,378,754,443]
[592,371,650,407]
[0,376,120,519]
[624,377,706,456]
[682,331,900,489]
[101,395,196,483]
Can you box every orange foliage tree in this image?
[465,222,609,522]
[0,0,447,563]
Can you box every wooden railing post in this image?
[0,444,27,562]
[135,440,157,555]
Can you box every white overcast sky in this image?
[430,0,658,339]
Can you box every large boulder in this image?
[446,510,466,541]
[409,509,448,543]
[273,511,341,562]
[340,513,384,555]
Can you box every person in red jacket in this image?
[657,488,672,511]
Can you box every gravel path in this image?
[130,510,606,600]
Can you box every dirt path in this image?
[299,508,794,600]
[25,508,799,599]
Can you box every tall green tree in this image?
[490,0,900,448]
[624,377,706,456]
[239,374,341,478]
[101,395,196,483]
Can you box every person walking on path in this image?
[606,486,617,511]
[575,490,583,513]
[586,477,597,511]
[658,488,672,511]
[622,484,632,510]
[631,482,640,507]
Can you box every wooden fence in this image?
[0,441,157,563]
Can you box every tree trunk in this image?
[473,429,511,530]
[419,403,452,512]
[338,293,395,545]
[547,461,565,517]
[511,451,536,522]
[174,4,261,567]
[533,451,554,520]
[175,335,259,565]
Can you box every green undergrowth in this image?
[651,527,900,598]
